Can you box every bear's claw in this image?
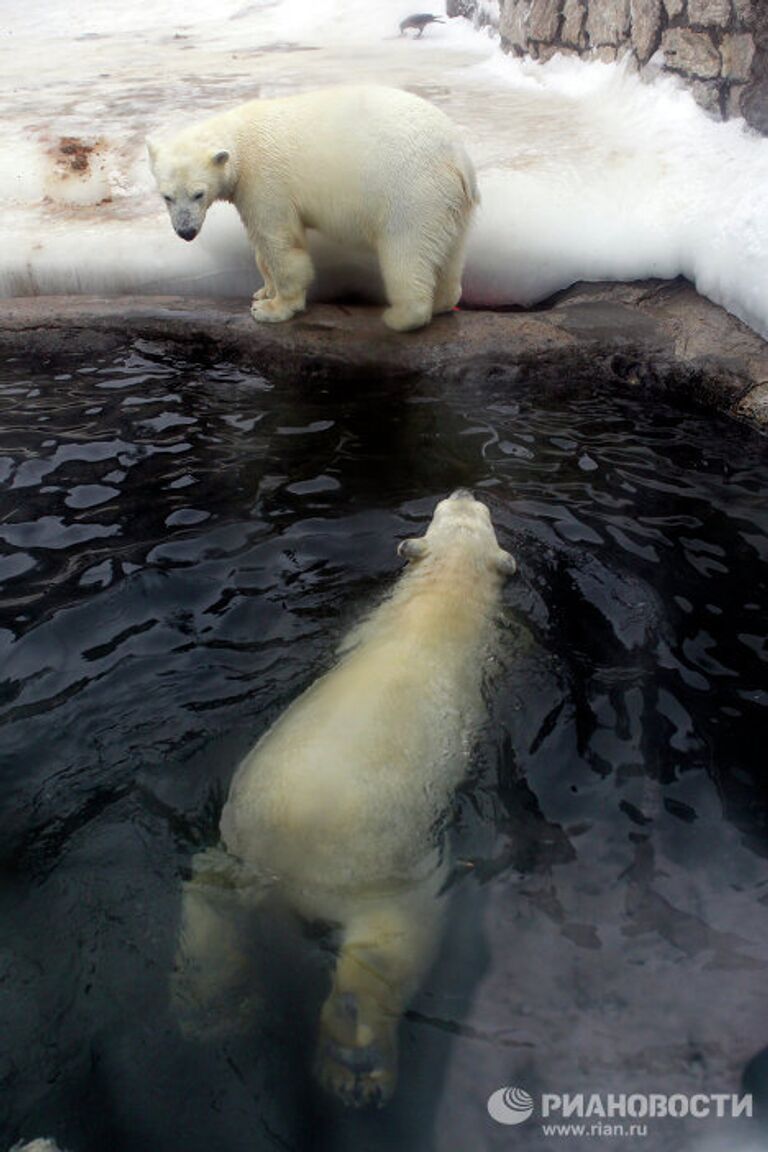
[250,297,305,324]
[315,1039,393,1109]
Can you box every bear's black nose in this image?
[177,227,198,242]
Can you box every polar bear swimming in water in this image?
[173,490,516,1107]
[147,86,478,332]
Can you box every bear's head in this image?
[398,489,517,577]
[147,136,234,242]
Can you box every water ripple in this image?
[1,342,767,1150]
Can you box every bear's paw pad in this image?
[315,1035,396,1109]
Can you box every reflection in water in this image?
[0,344,767,1151]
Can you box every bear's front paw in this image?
[250,297,302,324]
[170,962,260,1042]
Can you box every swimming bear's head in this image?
[398,489,517,576]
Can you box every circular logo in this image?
[487,1086,535,1126]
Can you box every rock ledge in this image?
[1,281,766,431]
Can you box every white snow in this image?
[1,0,767,336]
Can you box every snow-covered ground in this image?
[2,0,768,335]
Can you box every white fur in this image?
[10,1142,69,1152]
[173,491,514,1108]
[147,86,479,331]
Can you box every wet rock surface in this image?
[1,280,766,431]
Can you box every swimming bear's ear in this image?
[211,149,231,166]
[495,549,517,576]
[398,538,429,562]
[146,137,159,167]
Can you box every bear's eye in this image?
[163,194,174,205]
[191,191,205,201]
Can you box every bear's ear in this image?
[398,538,429,562]
[495,549,517,577]
[211,149,230,167]
[146,137,159,168]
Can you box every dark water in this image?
[1,342,767,1152]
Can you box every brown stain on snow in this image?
[49,135,103,177]
[39,134,113,206]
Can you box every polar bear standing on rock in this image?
[147,86,478,331]
[172,491,516,1108]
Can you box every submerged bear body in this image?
[175,491,515,1106]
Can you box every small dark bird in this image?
[399,13,445,37]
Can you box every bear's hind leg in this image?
[315,897,441,1108]
[250,233,314,324]
[378,235,436,332]
[171,848,263,1040]
[432,231,468,315]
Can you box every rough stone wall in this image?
[448,0,501,28]
[448,0,768,130]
